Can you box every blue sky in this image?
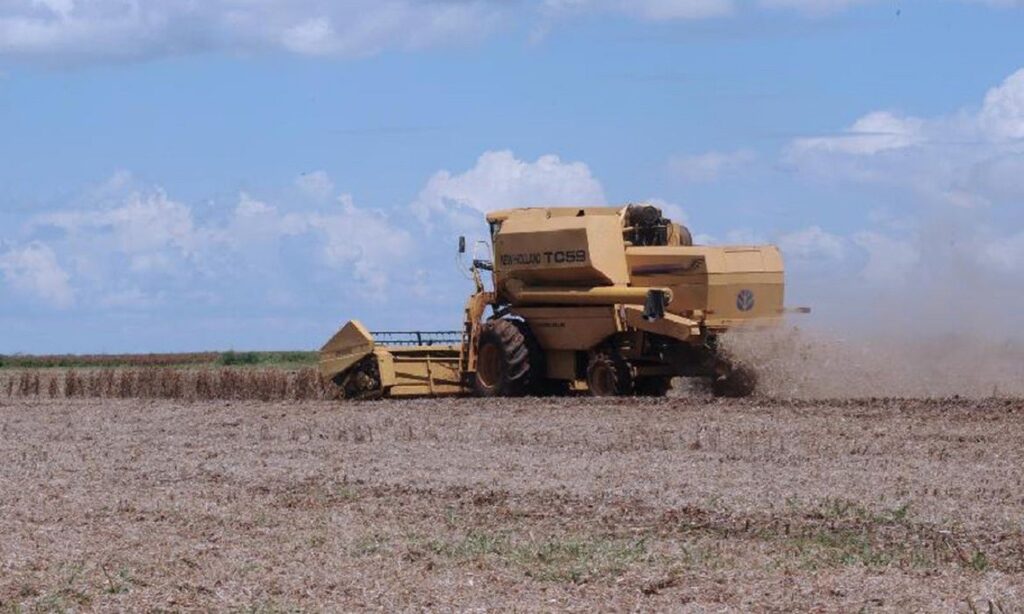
[1,0,1023,353]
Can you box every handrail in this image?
[370,330,462,346]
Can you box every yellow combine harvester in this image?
[321,204,800,399]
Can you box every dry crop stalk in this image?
[117,370,135,398]
[3,365,327,401]
[195,369,212,400]
[67,370,82,397]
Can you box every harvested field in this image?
[1,396,1023,611]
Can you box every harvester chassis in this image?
[320,203,791,399]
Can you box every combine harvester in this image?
[320,204,802,399]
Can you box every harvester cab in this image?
[320,203,797,399]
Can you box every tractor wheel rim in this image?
[477,343,502,389]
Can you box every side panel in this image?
[516,306,619,351]
[384,347,465,397]
[545,349,577,380]
[494,213,629,290]
[706,248,784,324]
[626,246,785,323]
[626,247,708,313]
[319,320,374,380]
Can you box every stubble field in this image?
[2,394,1023,612]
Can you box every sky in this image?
[1,0,1023,353]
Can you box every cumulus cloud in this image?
[7,0,998,65]
[0,151,617,320]
[0,0,744,65]
[314,194,414,296]
[792,112,925,156]
[0,0,504,63]
[851,231,920,285]
[543,0,735,20]
[770,69,1024,335]
[295,171,336,201]
[221,189,414,298]
[778,226,847,262]
[0,242,74,308]
[979,68,1024,141]
[34,189,204,277]
[410,150,606,230]
[9,170,418,310]
[758,0,875,14]
[786,68,1024,213]
[668,149,756,183]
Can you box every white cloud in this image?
[227,192,308,249]
[0,0,504,63]
[315,195,413,297]
[982,231,1024,272]
[668,149,756,183]
[544,0,735,20]
[280,17,338,56]
[36,189,202,274]
[785,68,1024,209]
[295,171,336,201]
[410,150,606,230]
[853,231,919,285]
[7,0,983,65]
[0,0,745,65]
[759,0,874,14]
[0,242,74,308]
[792,111,925,156]
[217,186,416,299]
[777,70,1024,300]
[5,156,604,315]
[14,171,416,308]
[979,68,1024,141]
[778,226,846,261]
[212,188,413,299]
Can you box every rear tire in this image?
[586,351,633,396]
[473,319,541,397]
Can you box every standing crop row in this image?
[1,368,337,401]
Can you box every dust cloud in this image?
[727,210,1024,399]
[720,326,1024,399]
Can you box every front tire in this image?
[473,319,541,397]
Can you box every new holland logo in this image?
[736,289,755,312]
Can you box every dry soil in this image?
[1,396,1023,612]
